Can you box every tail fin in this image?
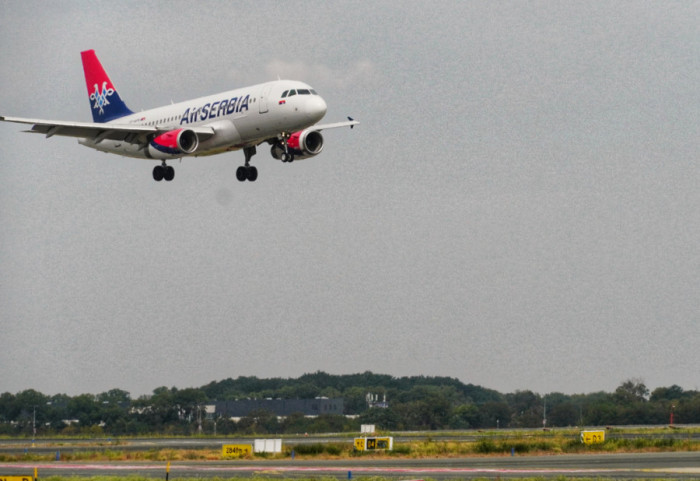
[81,50,133,123]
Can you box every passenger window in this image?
[288,89,297,97]
[281,90,288,98]
[298,89,310,95]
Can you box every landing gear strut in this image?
[153,161,175,182]
[278,132,294,163]
[236,146,258,182]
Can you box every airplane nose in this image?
[306,95,327,122]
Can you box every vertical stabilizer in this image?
[81,50,133,123]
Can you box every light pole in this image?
[670,404,675,426]
[542,397,547,429]
[32,406,36,447]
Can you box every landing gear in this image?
[153,162,175,182]
[278,132,294,163]
[236,165,258,182]
[237,146,258,182]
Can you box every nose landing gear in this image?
[278,132,294,163]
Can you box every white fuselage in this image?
[80,80,327,159]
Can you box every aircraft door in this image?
[259,84,272,114]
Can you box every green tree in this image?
[614,379,649,404]
[132,387,179,431]
[676,392,700,423]
[479,401,511,428]
[342,386,368,414]
[172,387,208,421]
[650,385,685,402]
[449,403,481,429]
[67,394,102,427]
[281,411,309,434]
[507,390,543,428]
[237,408,278,434]
[359,406,402,430]
[0,392,19,424]
[97,388,131,405]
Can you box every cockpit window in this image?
[281,90,288,98]
[310,89,318,95]
[298,89,310,95]
[288,89,297,97]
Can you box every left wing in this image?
[0,116,214,144]
[311,117,359,131]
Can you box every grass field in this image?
[1,427,698,462]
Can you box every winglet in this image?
[81,50,133,123]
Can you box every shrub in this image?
[474,439,497,454]
[324,444,343,456]
[292,443,325,455]
[391,444,411,455]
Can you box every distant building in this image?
[366,392,389,409]
[214,398,343,419]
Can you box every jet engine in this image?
[271,128,324,161]
[148,128,198,158]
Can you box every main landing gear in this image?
[236,146,258,182]
[153,161,175,182]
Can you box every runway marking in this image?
[0,462,668,476]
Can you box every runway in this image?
[2,452,700,479]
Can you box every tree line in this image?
[1,373,698,436]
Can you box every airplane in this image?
[0,50,358,182]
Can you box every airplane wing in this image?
[311,117,359,131]
[0,115,214,144]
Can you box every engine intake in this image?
[150,128,199,156]
[271,128,324,160]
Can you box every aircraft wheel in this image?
[236,166,247,182]
[163,165,175,181]
[247,166,258,182]
[153,165,164,181]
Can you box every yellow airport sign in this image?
[354,436,393,451]
[222,443,252,458]
[580,430,605,445]
[0,477,33,481]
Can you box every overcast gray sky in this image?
[1,1,698,398]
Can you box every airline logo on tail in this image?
[89,81,115,115]
[80,49,133,123]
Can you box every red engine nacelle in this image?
[271,128,324,160]
[148,128,198,158]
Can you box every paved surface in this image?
[2,452,700,479]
